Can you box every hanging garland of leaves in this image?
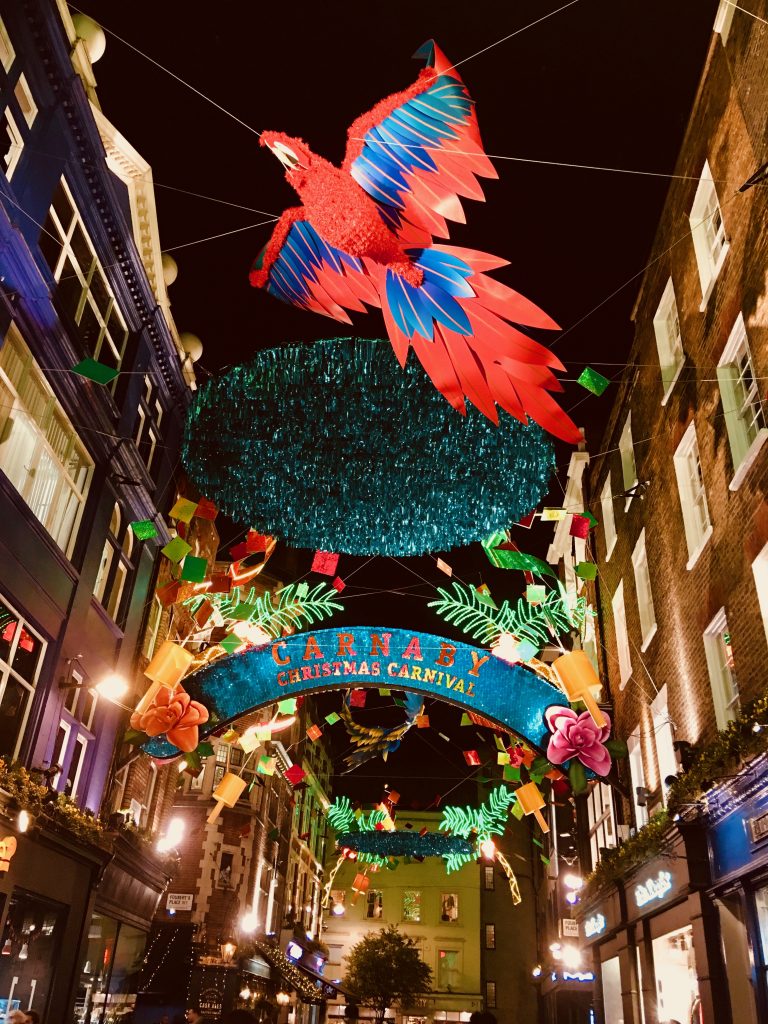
[439,787,517,872]
[428,581,588,646]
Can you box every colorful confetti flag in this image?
[541,508,567,522]
[463,750,481,766]
[415,715,430,728]
[307,724,323,741]
[526,584,546,605]
[278,698,297,714]
[161,536,192,563]
[312,551,339,575]
[130,519,157,540]
[517,511,536,529]
[578,367,610,396]
[170,498,198,523]
[258,756,276,776]
[194,497,218,520]
[349,689,367,708]
[220,632,245,654]
[569,514,591,539]
[72,358,119,385]
[332,576,346,593]
[516,638,540,661]
[181,555,207,583]
[575,561,598,580]
[324,711,340,725]
[436,558,453,576]
[284,764,306,786]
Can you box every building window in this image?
[714,1,736,44]
[651,685,677,804]
[586,780,616,868]
[135,374,164,475]
[483,866,495,890]
[141,595,163,661]
[440,893,459,922]
[485,982,496,1009]
[366,890,383,919]
[611,581,632,687]
[484,924,496,950]
[717,314,768,489]
[437,950,459,990]
[619,414,637,509]
[39,178,129,374]
[653,278,684,402]
[54,671,97,805]
[0,595,46,760]
[632,529,657,650]
[2,108,23,180]
[628,730,648,828]
[651,926,700,1024]
[0,324,93,557]
[13,74,36,128]
[0,892,66,1018]
[703,609,740,729]
[689,160,728,304]
[601,475,616,559]
[94,503,135,624]
[752,543,768,647]
[402,890,421,923]
[0,16,14,71]
[673,422,712,568]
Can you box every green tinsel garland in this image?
[182,338,556,556]
[335,830,473,859]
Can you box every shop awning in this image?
[251,939,326,1004]
[293,961,351,1000]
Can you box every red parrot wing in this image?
[249,207,380,321]
[343,41,497,241]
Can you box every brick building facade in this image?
[568,4,768,1024]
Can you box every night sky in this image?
[78,0,718,801]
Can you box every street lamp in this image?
[276,992,291,1006]
[94,673,130,703]
[220,940,237,963]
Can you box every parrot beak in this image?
[269,141,302,170]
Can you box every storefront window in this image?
[0,890,65,1019]
[75,913,148,1023]
[601,956,624,1024]
[755,887,768,1014]
[651,925,701,1024]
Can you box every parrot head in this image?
[260,132,313,181]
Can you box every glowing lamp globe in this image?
[179,332,204,363]
[71,14,106,63]
[162,253,179,287]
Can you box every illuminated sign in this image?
[634,870,673,908]
[286,941,303,961]
[143,627,568,759]
[563,971,595,982]
[166,892,194,911]
[584,913,606,938]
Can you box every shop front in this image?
[579,830,720,1024]
[705,751,768,1024]
[75,832,170,1023]
[0,817,108,1021]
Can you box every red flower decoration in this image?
[131,685,209,753]
[544,706,612,777]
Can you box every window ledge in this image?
[624,479,638,512]
[729,429,768,491]
[640,624,658,653]
[686,524,714,570]
[698,242,730,311]
[660,363,684,406]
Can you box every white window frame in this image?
[587,780,616,867]
[703,608,740,730]
[673,421,712,569]
[752,543,768,649]
[689,160,729,308]
[619,415,637,510]
[41,178,129,374]
[0,324,94,557]
[653,278,685,403]
[601,475,616,559]
[68,734,88,800]
[632,529,657,651]
[714,0,736,42]
[13,74,37,128]
[0,16,14,71]
[612,580,632,688]
[3,109,23,180]
[628,731,648,828]
[52,719,71,789]
[0,596,46,762]
[651,686,677,804]
[717,314,768,491]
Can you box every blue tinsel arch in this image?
[182,338,555,556]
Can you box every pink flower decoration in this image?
[131,685,209,753]
[544,706,612,776]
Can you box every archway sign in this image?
[142,627,568,759]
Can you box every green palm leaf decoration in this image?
[189,581,343,638]
[428,581,587,647]
[327,796,356,834]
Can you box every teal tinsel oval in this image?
[182,338,555,556]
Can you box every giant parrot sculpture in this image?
[250,41,580,443]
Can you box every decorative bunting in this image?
[170,498,198,523]
[307,724,323,742]
[569,514,591,539]
[575,561,598,580]
[517,511,535,529]
[416,715,430,728]
[312,551,340,576]
[577,367,610,395]
[194,497,218,520]
[325,711,341,725]
[541,508,567,522]
[436,558,453,577]
[130,519,158,540]
[284,764,306,786]
[331,576,346,593]
[526,584,546,605]
[181,555,208,583]
[258,756,276,775]
[349,689,367,708]
[492,548,557,577]
[278,698,298,714]
[72,358,119,385]
[161,536,192,563]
